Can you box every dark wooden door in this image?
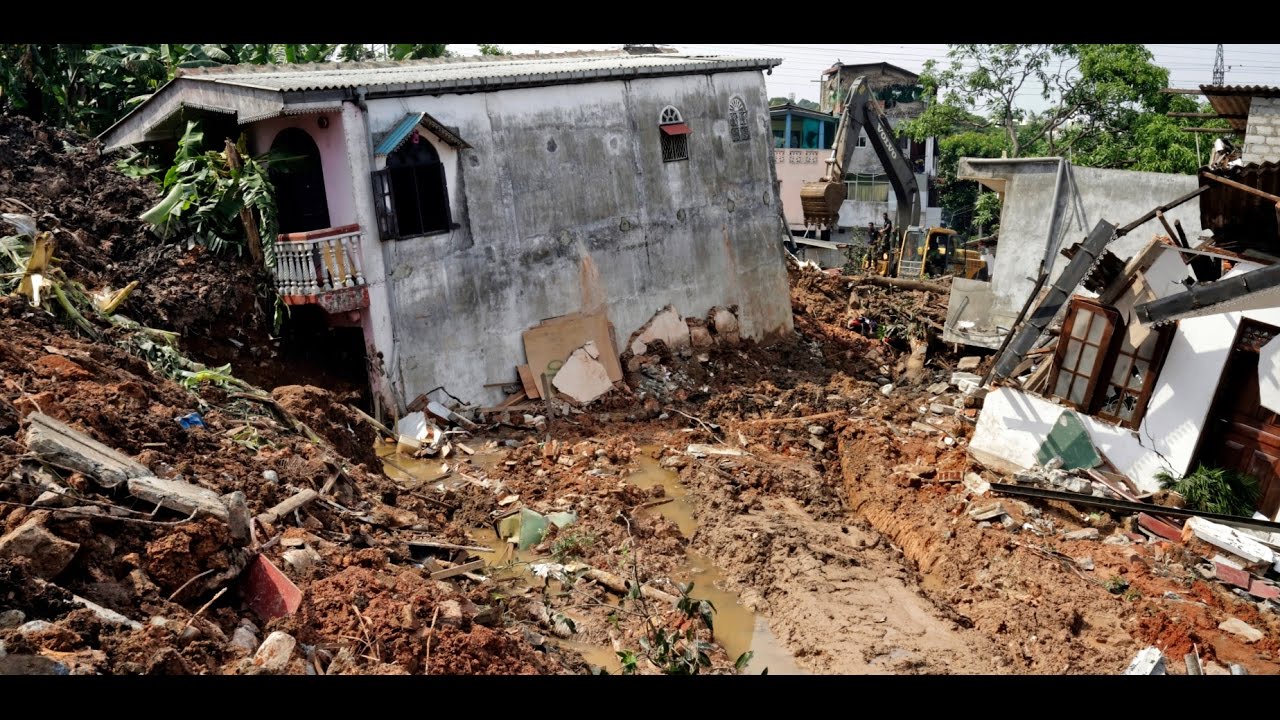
[270,127,331,233]
[1200,319,1280,518]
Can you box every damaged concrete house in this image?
[959,83,1280,523]
[97,47,795,417]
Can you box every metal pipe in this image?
[961,157,1064,166]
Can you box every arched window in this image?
[270,127,331,233]
[372,129,452,240]
[728,97,749,142]
[658,105,690,163]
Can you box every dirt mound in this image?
[272,385,381,471]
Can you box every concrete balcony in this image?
[273,224,369,314]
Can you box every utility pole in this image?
[1213,44,1225,86]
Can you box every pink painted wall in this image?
[249,113,355,231]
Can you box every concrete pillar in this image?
[784,113,792,149]
[339,100,399,412]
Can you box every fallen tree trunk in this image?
[855,276,950,294]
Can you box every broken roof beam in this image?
[1116,185,1210,238]
[1200,171,1280,206]
[1135,261,1280,326]
[992,219,1117,380]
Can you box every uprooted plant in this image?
[1155,464,1261,517]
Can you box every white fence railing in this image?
[274,228,366,297]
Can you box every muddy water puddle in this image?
[377,439,805,674]
[630,449,807,675]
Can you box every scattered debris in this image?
[1123,647,1167,675]
[1218,617,1264,643]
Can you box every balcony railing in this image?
[274,224,369,314]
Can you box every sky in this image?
[451,44,1280,110]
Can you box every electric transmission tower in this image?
[1213,44,1225,86]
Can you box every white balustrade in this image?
[273,228,366,298]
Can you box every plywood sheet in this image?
[522,311,622,390]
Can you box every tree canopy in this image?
[901,44,1231,235]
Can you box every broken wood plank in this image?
[430,559,486,580]
[350,406,396,439]
[517,365,540,399]
[255,489,319,526]
[127,476,229,522]
[1200,171,1280,204]
[25,412,150,488]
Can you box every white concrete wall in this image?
[957,160,1203,332]
[774,148,831,228]
[352,71,792,407]
[972,258,1280,514]
[249,112,355,229]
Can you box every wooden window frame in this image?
[1094,323,1175,429]
[1049,298,1120,413]
[371,151,453,242]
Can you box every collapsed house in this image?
[97,47,795,417]
[964,85,1280,523]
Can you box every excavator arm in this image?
[800,76,921,231]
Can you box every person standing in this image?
[978,241,996,281]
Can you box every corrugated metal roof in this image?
[372,111,469,155]
[177,50,782,95]
[1199,161,1280,253]
[1200,85,1280,132]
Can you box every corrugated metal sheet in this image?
[1200,85,1280,132]
[372,111,469,155]
[1199,161,1280,253]
[177,51,782,94]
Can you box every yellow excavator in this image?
[800,77,980,279]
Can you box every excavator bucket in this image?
[800,180,846,229]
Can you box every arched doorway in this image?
[270,127,331,233]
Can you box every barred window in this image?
[659,105,690,163]
[844,173,890,203]
[728,97,749,142]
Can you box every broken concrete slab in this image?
[24,412,149,488]
[1218,617,1264,643]
[126,476,229,522]
[957,356,982,372]
[552,343,614,404]
[1123,646,1167,675]
[630,305,691,356]
[1075,556,1095,571]
[689,324,713,348]
[1185,516,1274,567]
[253,631,296,672]
[1064,528,1100,541]
[0,516,79,579]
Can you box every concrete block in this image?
[711,307,740,343]
[253,631,297,672]
[689,324,714,348]
[0,516,79,579]
[127,476,229,522]
[1218,617,1263,643]
[629,305,690,355]
[957,356,981,371]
